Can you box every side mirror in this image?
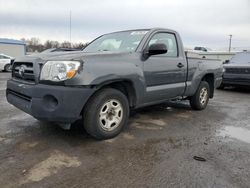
[223,60,230,64]
[148,43,168,56]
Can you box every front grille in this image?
[225,68,250,74]
[12,62,36,83]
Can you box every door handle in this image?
[177,63,184,68]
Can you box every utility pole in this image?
[228,34,232,52]
[69,10,72,48]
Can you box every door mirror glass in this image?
[148,43,168,56]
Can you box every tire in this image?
[4,64,11,72]
[83,88,129,140]
[189,81,210,110]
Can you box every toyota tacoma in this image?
[6,28,223,139]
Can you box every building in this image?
[0,38,26,58]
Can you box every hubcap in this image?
[199,87,208,105]
[99,99,123,131]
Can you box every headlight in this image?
[40,61,81,81]
[223,67,226,73]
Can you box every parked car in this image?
[194,46,212,52]
[219,52,250,88]
[0,54,14,72]
[6,28,223,139]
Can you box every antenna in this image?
[69,10,72,47]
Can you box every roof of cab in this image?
[104,28,177,35]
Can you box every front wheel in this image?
[83,88,129,140]
[189,81,210,110]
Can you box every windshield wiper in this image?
[98,49,110,52]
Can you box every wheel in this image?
[190,81,210,110]
[4,64,11,72]
[83,88,129,140]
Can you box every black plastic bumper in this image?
[6,80,95,123]
[215,77,223,88]
[222,74,250,86]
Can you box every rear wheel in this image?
[83,88,129,140]
[190,81,210,110]
[4,64,11,72]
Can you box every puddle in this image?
[166,107,173,111]
[0,136,13,144]
[130,115,166,130]
[131,122,163,130]
[19,141,39,150]
[123,133,135,140]
[219,126,250,144]
[174,112,191,118]
[104,136,118,143]
[20,150,81,184]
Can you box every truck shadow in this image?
[218,87,250,94]
[131,101,191,116]
[33,101,192,144]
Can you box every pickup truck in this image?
[6,28,223,139]
[219,52,250,88]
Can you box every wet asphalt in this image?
[0,72,250,188]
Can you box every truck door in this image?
[143,32,187,102]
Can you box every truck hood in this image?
[15,51,132,64]
[224,63,250,68]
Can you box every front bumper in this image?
[222,74,250,86]
[215,77,223,88]
[6,80,95,123]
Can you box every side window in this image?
[148,33,178,57]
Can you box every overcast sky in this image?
[0,0,249,50]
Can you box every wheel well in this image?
[80,80,136,117]
[202,74,214,98]
[98,81,137,108]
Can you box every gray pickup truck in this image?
[220,52,250,88]
[6,28,223,139]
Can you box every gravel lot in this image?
[0,72,250,188]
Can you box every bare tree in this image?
[60,41,71,48]
[73,42,88,49]
[44,40,60,49]
[20,37,89,52]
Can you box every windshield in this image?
[83,30,148,53]
[230,52,250,64]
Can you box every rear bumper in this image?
[6,80,95,123]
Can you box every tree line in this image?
[21,37,88,53]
